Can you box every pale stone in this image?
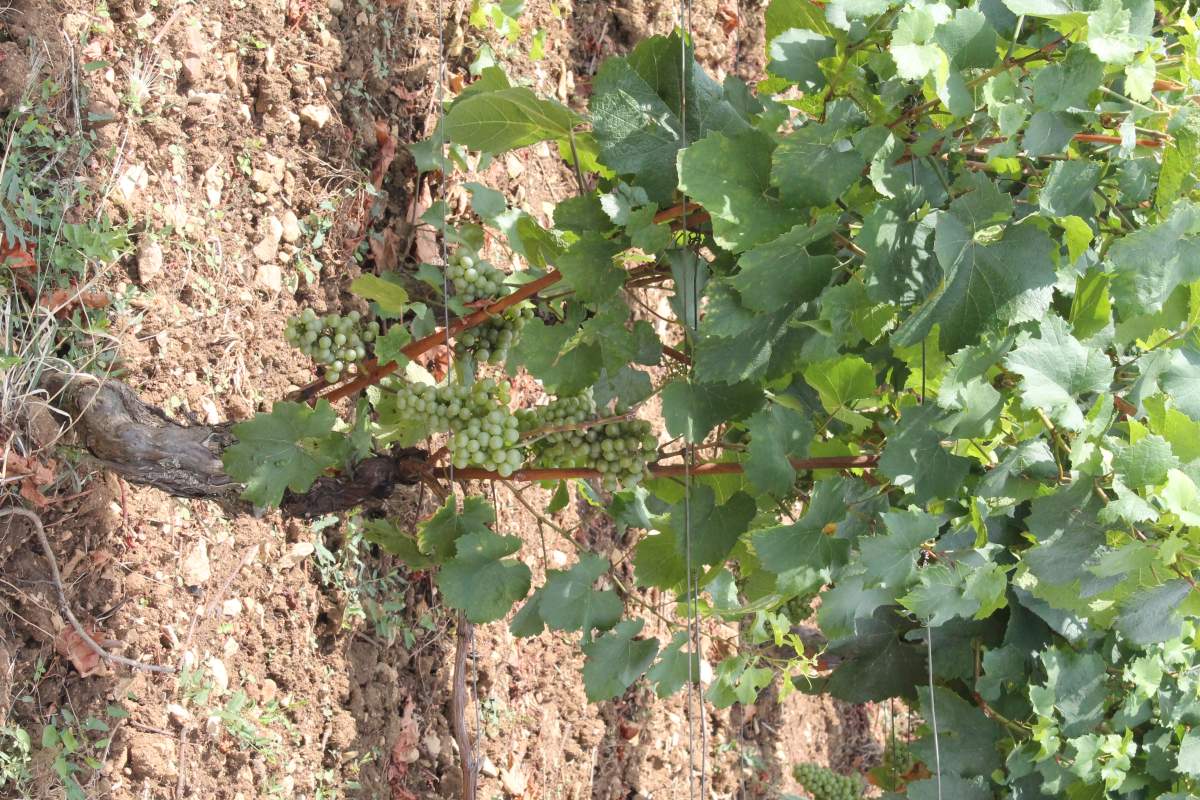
[181,541,210,586]
[298,103,331,129]
[280,209,301,243]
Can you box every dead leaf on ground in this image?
[386,697,420,789]
[370,120,398,191]
[54,625,104,677]
[716,4,739,33]
[369,226,403,273]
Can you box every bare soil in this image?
[0,1,890,799]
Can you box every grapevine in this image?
[210,4,1200,798]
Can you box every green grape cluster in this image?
[387,377,525,476]
[780,591,819,623]
[792,763,863,800]
[519,393,658,491]
[455,303,534,364]
[285,308,380,383]
[445,250,507,302]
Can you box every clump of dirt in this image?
[0,1,891,799]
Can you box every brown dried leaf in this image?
[54,626,103,676]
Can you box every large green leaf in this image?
[894,213,1056,353]
[678,129,800,253]
[1106,201,1200,317]
[437,531,531,624]
[1005,316,1114,432]
[660,379,763,442]
[878,405,972,504]
[443,87,579,154]
[729,220,838,312]
[537,553,623,639]
[912,686,1003,779]
[767,29,836,91]
[770,100,866,209]
[223,401,344,507]
[581,619,659,702]
[668,488,757,567]
[418,495,497,563]
[745,403,813,495]
[555,233,625,305]
[591,34,748,203]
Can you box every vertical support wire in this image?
[914,156,941,800]
[677,2,706,797]
[433,4,477,800]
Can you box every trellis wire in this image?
[916,155,943,800]
[677,1,707,797]
[433,2,481,798]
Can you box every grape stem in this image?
[438,455,877,482]
[299,270,563,404]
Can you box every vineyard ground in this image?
[1,0,892,798]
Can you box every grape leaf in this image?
[1106,200,1200,317]
[894,213,1056,353]
[878,405,972,504]
[362,518,437,569]
[223,401,345,507]
[729,220,838,312]
[373,326,411,368]
[1086,0,1150,65]
[1113,434,1178,488]
[912,686,1003,779]
[591,34,747,203]
[1005,316,1114,432]
[555,233,625,305]
[678,129,799,253]
[350,274,408,314]
[765,0,833,40]
[771,100,866,208]
[633,528,687,589]
[538,553,623,639]
[668,488,757,567]
[1039,159,1102,218]
[1178,729,1200,778]
[767,29,835,91]
[860,509,938,590]
[1032,45,1103,111]
[1036,647,1109,736]
[752,483,850,575]
[660,379,762,442]
[581,619,659,702]
[803,356,876,415]
[508,310,603,395]
[1115,580,1191,645]
[418,495,496,563]
[745,403,813,496]
[437,531,531,624]
[647,631,700,698]
[443,87,579,154]
[935,7,998,70]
